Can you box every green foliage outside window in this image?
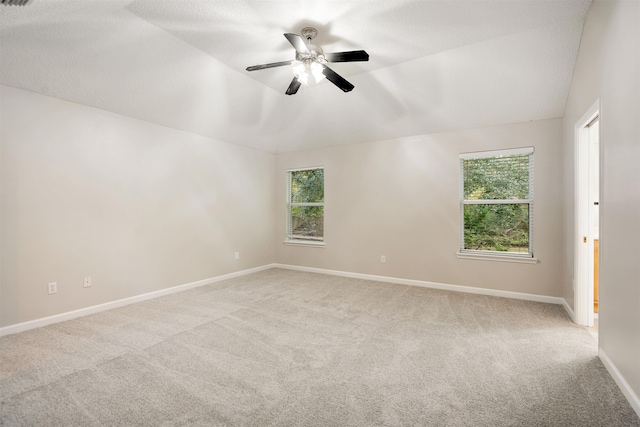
[290,168,324,238]
[463,154,531,253]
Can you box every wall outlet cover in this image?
[48,282,57,294]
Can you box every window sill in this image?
[283,240,325,247]
[456,252,538,264]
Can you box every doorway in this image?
[574,100,600,330]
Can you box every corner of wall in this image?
[599,349,640,419]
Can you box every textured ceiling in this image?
[0,0,592,153]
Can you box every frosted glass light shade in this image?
[292,59,326,85]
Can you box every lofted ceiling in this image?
[0,0,592,153]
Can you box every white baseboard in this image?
[599,349,640,418]
[562,298,575,321]
[0,262,572,336]
[273,263,565,305]
[0,264,276,337]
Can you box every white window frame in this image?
[284,166,325,247]
[457,147,537,264]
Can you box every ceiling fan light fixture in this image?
[291,58,326,86]
[246,27,369,95]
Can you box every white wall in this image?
[0,85,275,327]
[561,0,640,409]
[275,119,564,297]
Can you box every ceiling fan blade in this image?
[246,60,292,72]
[325,50,369,63]
[285,78,301,95]
[284,33,310,54]
[322,65,354,92]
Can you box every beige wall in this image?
[561,0,640,403]
[275,119,564,297]
[0,86,275,327]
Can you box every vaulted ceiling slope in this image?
[0,0,592,153]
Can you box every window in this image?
[459,147,534,260]
[286,167,324,245]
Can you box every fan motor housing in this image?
[296,45,325,63]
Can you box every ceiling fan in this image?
[246,27,369,95]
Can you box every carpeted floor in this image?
[1,268,638,426]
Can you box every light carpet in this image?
[1,268,638,426]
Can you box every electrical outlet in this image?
[48,282,57,295]
[83,276,92,288]
[235,252,240,260]
[380,255,386,263]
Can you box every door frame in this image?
[574,99,600,327]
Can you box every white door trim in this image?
[574,99,600,327]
